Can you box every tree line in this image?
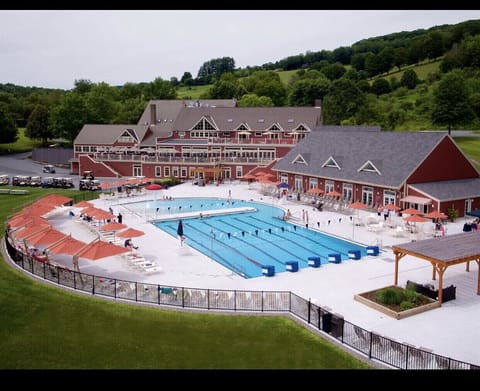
[1,19,480,145]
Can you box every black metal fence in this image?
[4,236,478,370]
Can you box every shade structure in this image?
[21,204,57,217]
[146,183,163,191]
[242,174,257,180]
[14,223,51,240]
[74,200,94,209]
[348,201,369,210]
[255,171,275,179]
[47,236,88,256]
[177,220,184,237]
[116,227,145,238]
[9,215,51,231]
[81,207,115,221]
[307,188,324,194]
[424,211,448,220]
[326,190,342,197]
[403,214,429,223]
[76,240,129,261]
[100,221,127,231]
[25,228,67,247]
[33,194,73,207]
[401,208,423,215]
[277,182,290,189]
[379,204,401,212]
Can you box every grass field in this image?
[373,59,442,83]
[176,85,211,99]
[0,188,371,369]
[0,128,42,154]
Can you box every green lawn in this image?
[0,188,371,369]
[176,85,211,99]
[277,69,299,85]
[455,137,480,168]
[0,128,42,154]
[373,59,442,83]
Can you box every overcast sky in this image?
[2,10,480,90]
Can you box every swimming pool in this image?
[126,197,367,278]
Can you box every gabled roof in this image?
[273,130,447,188]
[173,107,322,132]
[317,125,381,132]
[136,99,237,138]
[74,124,149,145]
[410,178,480,202]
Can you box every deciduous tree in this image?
[432,70,474,134]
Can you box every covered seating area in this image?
[392,231,480,304]
[191,167,224,185]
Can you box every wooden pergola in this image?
[191,168,224,183]
[392,231,480,304]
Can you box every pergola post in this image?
[476,259,480,295]
[436,265,447,305]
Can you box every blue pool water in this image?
[126,197,367,278]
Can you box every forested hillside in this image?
[1,19,480,146]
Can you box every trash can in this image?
[348,250,361,260]
[330,313,345,338]
[321,311,332,332]
[262,265,275,277]
[285,260,299,272]
[366,245,379,256]
[307,256,321,268]
[328,253,341,264]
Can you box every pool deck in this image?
[21,181,480,366]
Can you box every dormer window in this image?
[292,154,307,165]
[358,160,382,175]
[322,156,341,169]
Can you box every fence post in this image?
[369,331,373,359]
[261,291,264,312]
[43,262,46,280]
[157,284,160,304]
[135,282,138,302]
[307,297,311,324]
[114,279,117,299]
[92,275,95,295]
[57,266,60,285]
[234,290,236,311]
[405,345,410,370]
[182,287,185,308]
[73,271,77,290]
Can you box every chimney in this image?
[150,103,156,125]
[314,99,323,126]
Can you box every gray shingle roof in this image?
[74,124,149,145]
[173,107,322,132]
[410,178,480,202]
[273,130,447,188]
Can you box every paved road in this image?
[0,152,81,188]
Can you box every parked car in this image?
[0,174,9,185]
[42,165,56,174]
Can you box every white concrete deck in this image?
[43,181,480,366]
